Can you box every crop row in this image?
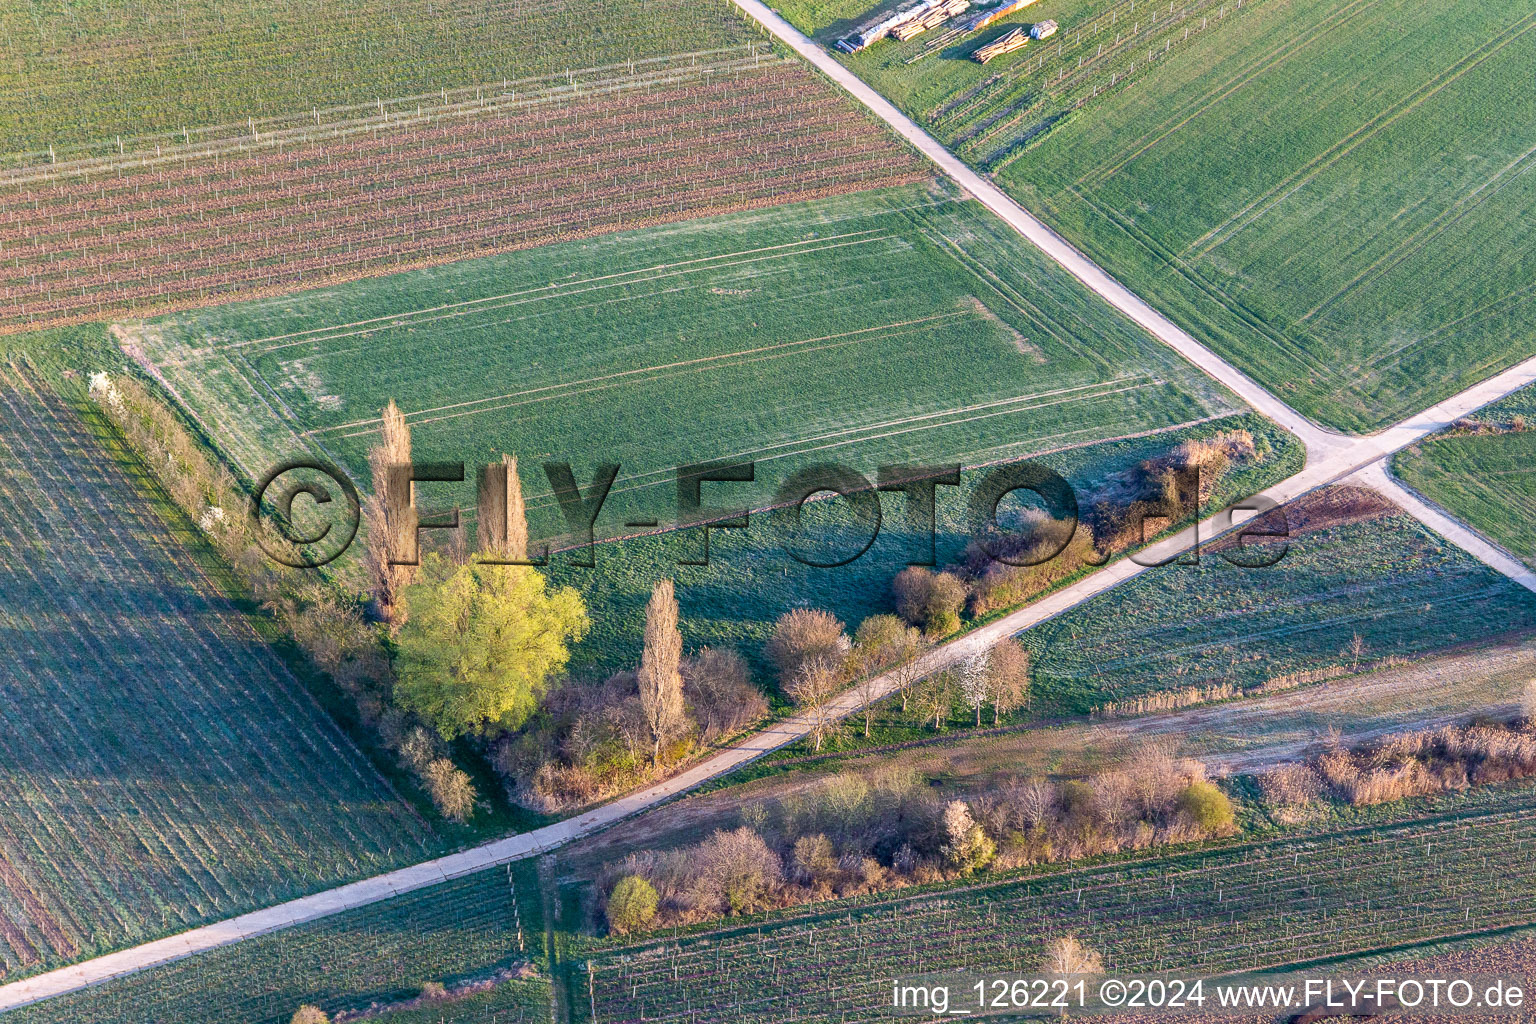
[920,0,1266,169]
[3,861,548,1024]
[575,795,1536,1022]
[0,363,434,978]
[0,0,758,158]
[0,61,924,331]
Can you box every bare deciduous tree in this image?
[1016,778,1054,832]
[477,453,529,562]
[766,608,850,685]
[787,656,842,751]
[987,639,1031,725]
[851,614,910,736]
[889,629,931,714]
[912,670,955,731]
[1045,935,1103,974]
[682,646,767,743]
[363,399,417,623]
[959,651,991,727]
[638,579,687,765]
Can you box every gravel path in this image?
[7,10,1536,1013]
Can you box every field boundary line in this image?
[1350,461,1536,594]
[722,0,1347,458]
[0,44,780,184]
[5,349,1536,1014]
[230,229,890,354]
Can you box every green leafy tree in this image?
[395,556,588,739]
[607,875,659,935]
[1177,781,1235,834]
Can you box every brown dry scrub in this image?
[1207,485,1397,557]
[961,430,1265,618]
[595,746,1234,933]
[1260,718,1536,810]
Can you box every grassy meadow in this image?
[0,361,439,979]
[131,182,1241,519]
[3,861,550,1024]
[1394,386,1536,567]
[780,0,1536,431]
[0,0,759,159]
[126,182,1299,680]
[1021,487,1536,715]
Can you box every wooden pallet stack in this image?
[972,25,1028,61]
[891,0,970,40]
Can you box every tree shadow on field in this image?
[810,0,907,45]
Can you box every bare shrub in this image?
[766,608,850,684]
[421,759,476,823]
[1297,718,1536,807]
[792,834,838,885]
[891,567,966,636]
[682,646,766,743]
[695,827,782,916]
[940,800,995,874]
[965,525,1099,617]
[1258,764,1324,806]
[1045,935,1104,975]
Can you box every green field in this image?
[0,0,757,159]
[132,183,1243,525]
[776,0,1536,432]
[549,411,1299,680]
[1020,487,1536,715]
[1394,386,1536,567]
[561,782,1536,1022]
[0,361,440,980]
[127,183,1296,677]
[5,861,551,1024]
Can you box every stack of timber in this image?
[957,0,1038,35]
[890,0,971,40]
[836,0,969,50]
[973,25,1029,61]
